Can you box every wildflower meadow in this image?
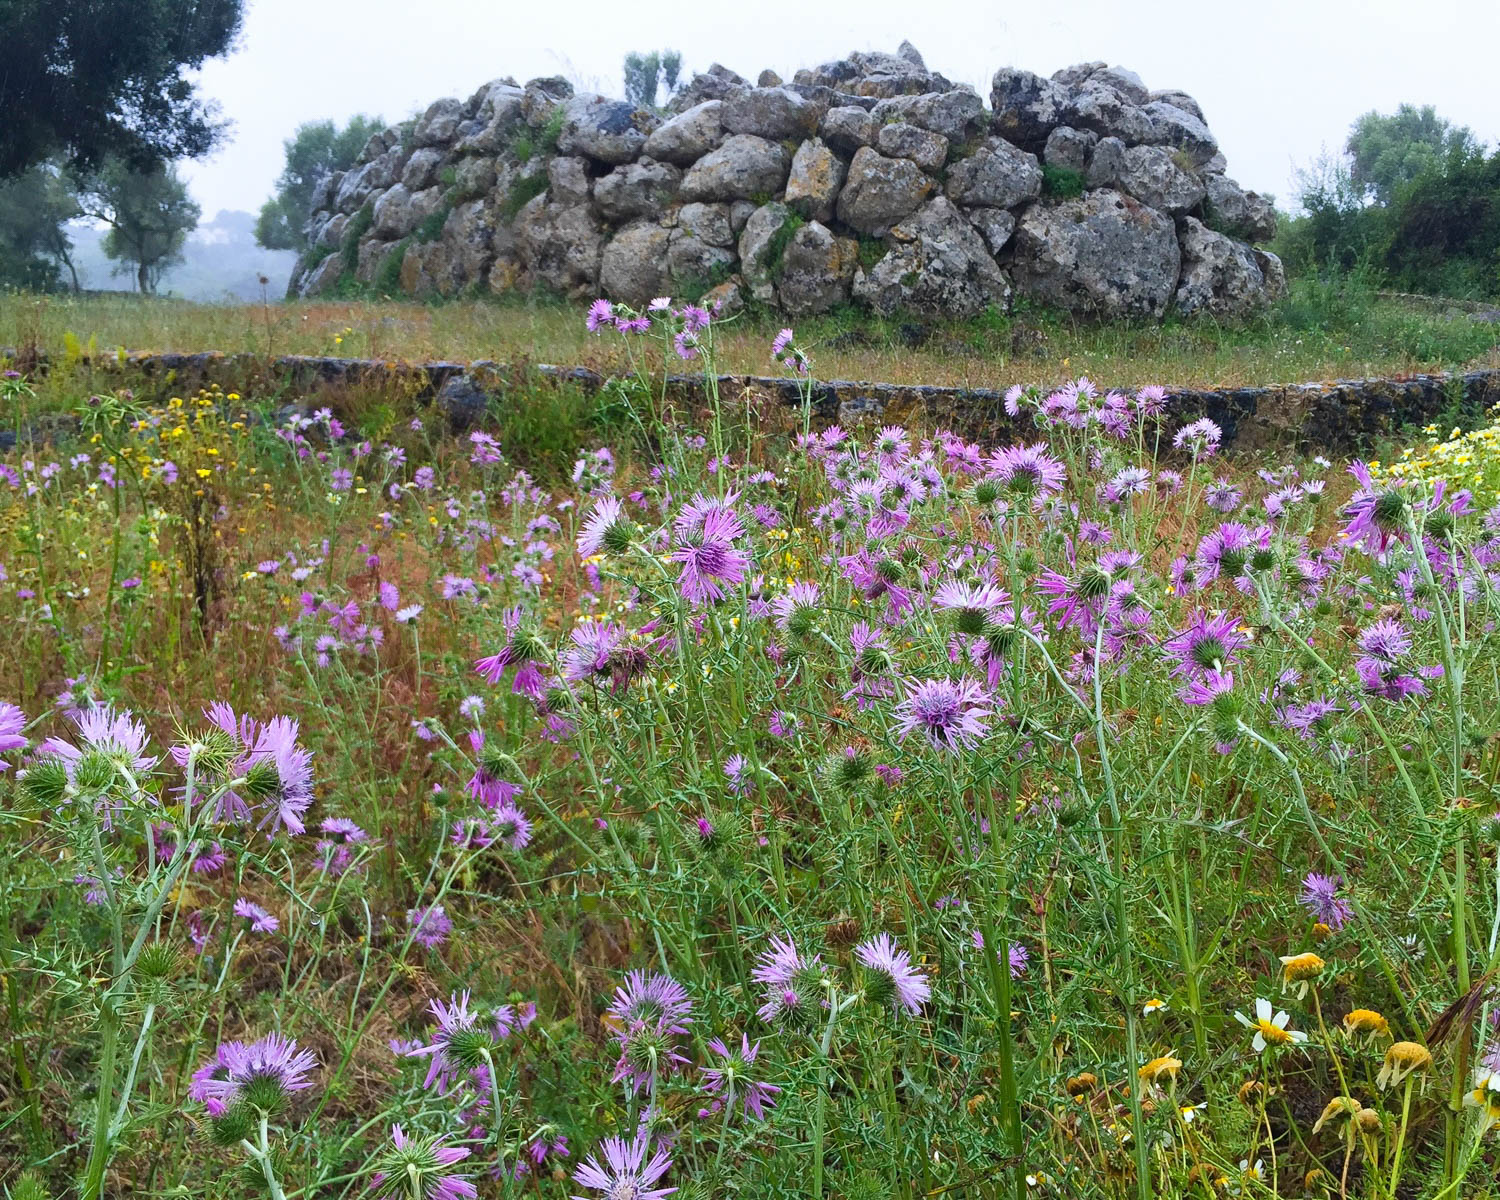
[2,302,1499,1200]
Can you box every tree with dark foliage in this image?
[255,115,385,253]
[0,0,244,178]
[77,158,200,293]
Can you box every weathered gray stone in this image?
[1011,188,1180,317]
[871,88,984,142]
[1254,248,1287,299]
[721,86,823,140]
[301,253,346,296]
[820,106,879,156]
[435,374,489,431]
[729,199,757,233]
[413,98,464,147]
[443,200,497,287]
[1064,80,1154,143]
[784,138,846,222]
[556,95,656,164]
[599,221,672,304]
[357,130,394,165]
[593,159,682,222]
[876,123,949,173]
[335,151,402,213]
[1148,88,1206,124]
[837,146,934,235]
[642,100,725,166]
[371,184,416,239]
[310,172,342,213]
[1118,145,1205,213]
[738,202,793,304]
[991,68,1069,149]
[854,197,1010,316]
[1085,137,1126,188]
[898,40,925,68]
[401,147,445,192]
[667,64,750,114]
[1051,61,1107,88]
[776,221,859,315]
[314,211,348,251]
[355,237,402,285]
[400,240,463,297]
[676,202,735,247]
[456,85,525,154]
[513,195,604,296]
[1174,216,1270,317]
[1092,66,1149,104]
[1141,101,1218,167]
[679,134,790,202]
[701,275,745,317]
[757,69,783,88]
[1203,174,1277,243]
[452,155,497,200]
[966,207,1016,255]
[521,76,572,127]
[1043,126,1097,173]
[667,228,735,287]
[546,157,592,207]
[944,136,1042,210]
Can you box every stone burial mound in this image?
[291,42,1283,321]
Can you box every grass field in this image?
[4,275,1499,390]
[4,297,1500,1199]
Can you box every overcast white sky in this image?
[180,0,1500,220]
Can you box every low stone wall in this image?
[3,347,1495,457]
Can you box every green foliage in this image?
[414,203,452,244]
[500,172,549,220]
[0,1,243,176]
[372,238,410,295]
[255,115,385,252]
[0,163,81,291]
[763,211,805,282]
[538,107,566,157]
[340,203,374,276]
[76,158,199,293]
[856,236,887,271]
[1384,149,1500,298]
[623,49,684,110]
[1347,103,1480,206]
[1040,164,1085,200]
[487,375,614,483]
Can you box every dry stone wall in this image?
[290,43,1283,321]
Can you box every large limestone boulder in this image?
[820,106,878,156]
[1174,216,1271,317]
[456,82,525,154]
[513,195,605,296]
[1063,79,1154,143]
[1010,189,1180,317]
[546,157,592,207]
[854,197,1010,317]
[599,221,673,304]
[453,155,497,200]
[412,98,464,148]
[1141,101,1218,167]
[876,123,949,173]
[836,147,934,236]
[371,185,416,239]
[335,150,403,213]
[676,202,736,247]
[301,253,346,297]
[679,134,790,202]
[667,226,735,288]
[966,207,1016,256]
[1204,174,1277,243]
[1118,145,1205,214]
[400,240,464,297]
[721,86,824,140]
[1149,88,1206,123]
[442,200,498,288]
[355,237,402,285]
[1255,249,1287,299]
[401,148,445,192]
[784,138,846,222]
[667,64,750,114]
[521,76,572,127]
[870,88,984,142]
[1043,126,1096,173]
[944,137,1043,210]
[1085,137,1126,188]
[990,68,1069,150]
[738,202,792,304]
[776,221,859,314]
[593,159,682,222]
[643,101,724,165]
[556,96,657,164]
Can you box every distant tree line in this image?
[1276,105,1500,299]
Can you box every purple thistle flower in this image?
[700,1034,781,1121]
[189,1033,317,1116]
[771,580,821,635]
[987,443,1067,502]
[670,507,751,605]
[1204,478,1242,513]
[1177,668,1236,708]
[0,702,28,764]
[572,1129,676,1200]
[586,299,615,332]
[1299,872,1352,930]
[1340,462,1408,559]
[751,934,826,1026]
[1173,418,1222,459]
[1162,611,1249,680]
[489,802,532,851]
[39,704,157,784]
[233,898,279,933]
[607,971,693,1094]
[970,929,1030,978]
[408,904,452,948]
[406,990,484,1094]
[855,932,931,1015]
[577,494,628,557]
[374,1125,476,1200]
[893,677,992,753]
[771,328,794,358]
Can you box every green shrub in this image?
[501,172,549,220]
[1041,164,1085,200]
[512,133,536,164]
[415,203,452,243]
[763,211,805,283]
[339,203,374,275]
[857,236,886,270]
[373,237,410,295]
[537,107,565,156]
